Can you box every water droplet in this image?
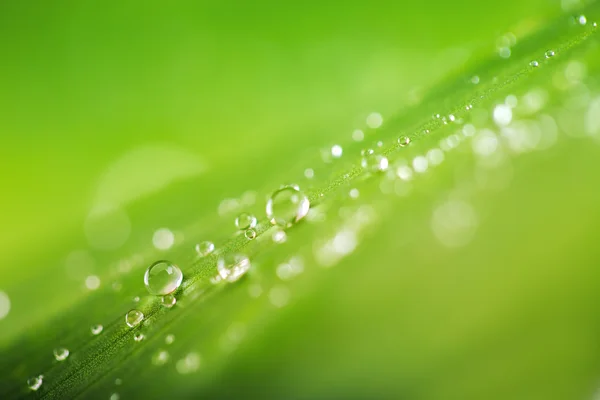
[217,253,251,282]
[165,334,175,345]
[152,349,170,366]
[27,375,43,391]
[144,260,183,296]
[349,188,360,199]
[331,145,343,158]
[91,324,103,335]
[530,60,539,67]
[448,114,456,122]
[125,309,144,328]
[272,230,287,243]
[235,212,257,230]
[85,275,101,290]
[352,129,364,141]
[266,186,310,227]
[361,153,389,172]
[195,241,215,257]
[161,294,176,308]
[176,352,201,374]
[471,75,480,84]
[304,168,314,179]
[134,333,145,342]
[152,228,175,250]
[244,229,257,240]
[578,15,587,25]
[398,136,411,147]
[366,112,383,128]
[110,393,120,400]
[53,348,69,361]
[545,50,555,58]
[0,291,10,320]
[133,296,140,303]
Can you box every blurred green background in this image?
[2,0,600,399]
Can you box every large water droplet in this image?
[195,241,215,257]
[27,375,43,391]
[144,260,183,296]
[125,309,144,328]
[217,253,251,282]
[235,212,257,230]
[266,186,310,227]
[361,154,389,172]
[53,348,69,361]
[91,324,103,335]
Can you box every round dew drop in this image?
[195,241,215,257]
[217,253,251,282]
[134,333,145,342]
[90,324,103,335]
[266,186,310,228]
[144,260,183,296]
[235,212,257,230]
[398,136,411,147]
[161,294,176,308]
[53,348,69,361]
[125,309,144,328]
[545,50,555,58]
[245,228,257,240]
[530,60,539,67]
[27,375,43,391]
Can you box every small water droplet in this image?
[133,296,140,303]
[331,144,343,158]
[144,260,183,296]
[161,294,176,308]
[217,253,251,282]
[125,309,144,328]
[545,50,555,58]
[360,148,374,156]
[235,212,257,230]
[134,333,145,342]
[361,153,389,172]
[266,186,310,227]
[304,168,314,179]
[530,60,539,67]
[152,349,170,366]
[91,324,103,335]
[165,334,175,345]
[244,228,257,240]
[195,241,215,257]
[578,15,587,25]
[471,75,480,84]
[498,47,511,59]
[349,188,360,199]
[27,375,43,391]
[53,347,69,361]
[398,136,411,147]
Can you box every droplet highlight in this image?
[217,253,251,282]
[195,241,215,257]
